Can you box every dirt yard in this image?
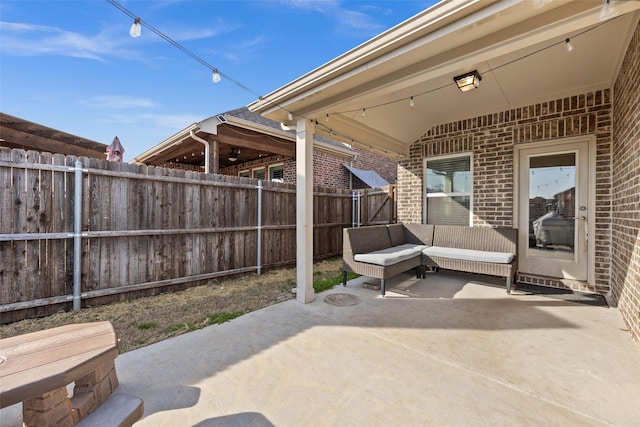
[0,258,343,353]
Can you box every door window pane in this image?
[528,153,576,259]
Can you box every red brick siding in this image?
[311,149,352,188]
[611,22,640,346]
[351,147,398,185]
[219,150,353,189]
[219,146,396,190]
[397,89,613,292]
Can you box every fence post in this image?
[351,191,356,227]
[352,191,363,227]
[73,160,83,311]
[388,184,395,224]
[256,180,262,275]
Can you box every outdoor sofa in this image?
[342,223,518,295]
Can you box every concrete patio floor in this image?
[4,271,640,426]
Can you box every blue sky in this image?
[1,0,435,161]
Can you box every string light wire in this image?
[107,0,620,158]
[333,16,617,117]
[107,0,261,98]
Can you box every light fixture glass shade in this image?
[453,70,482,92]
[129,19,141,38]
[212,69,221,83]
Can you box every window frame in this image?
[252,167,266,180]
[422,152,474,226]
[268,163,284,182]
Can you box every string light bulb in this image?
[532,0,551,9]
[212,69,221,83]
[409,96,415,107]
[361,108,366,117]
[565,38,574,53]
[599,0,619,21]
[287,112,293,121]
[129,18,141,38]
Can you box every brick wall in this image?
[398,89,613,292]
[611,22,640,346]
[311,149,352,188]
[220,145,396,190]
[351,146,398,185]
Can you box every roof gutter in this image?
[130,123,199,164]
[189,130,210,174]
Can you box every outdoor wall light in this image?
[454,70,482,92]
[129,18,141,38]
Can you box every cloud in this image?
[208,34,271,62]
[0,21,135,61]
[139,113,203,130]
[165,17,242,41]
[81,95,158,109]
[0,18,232,62]
[99,112,202,131]
[276,0,386,35]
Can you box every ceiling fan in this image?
[229,147,239,162]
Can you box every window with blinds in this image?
[253,168,266,180]
[269,164,284,182]
[424,154,472,226]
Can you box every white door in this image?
[517,139,592,281]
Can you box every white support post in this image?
[296,118,315,303]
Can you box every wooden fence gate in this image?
[351,185,396,226]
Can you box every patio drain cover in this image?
[324,293,360,307]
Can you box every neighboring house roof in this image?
[0,112,108,159]
[249,0,640,157]
[131,107,354,169]
[343,163,389,188]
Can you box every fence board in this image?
[0,148,396,321]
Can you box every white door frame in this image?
[513,135,596,285]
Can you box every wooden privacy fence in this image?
[351,185,396,226]
[0,148,394,322]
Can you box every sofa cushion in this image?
[422,246,514,264]
[348,225,392,254]
[355,244,427,266]
[387,224,407,247]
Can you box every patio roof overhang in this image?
[248,0,640,158]
[131,115,296,171]
[130,110,354,171]
[247,0,640,304]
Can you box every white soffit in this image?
[249,0,640,157]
